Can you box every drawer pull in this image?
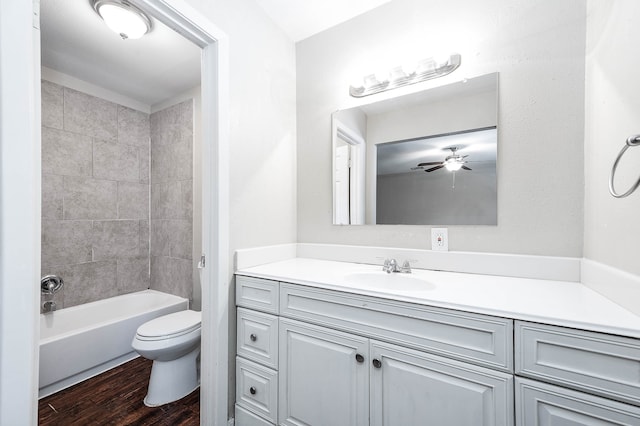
[250,333,257,342]
[249,386,257,395]
[372,358,382,368]
[355,353,364,363]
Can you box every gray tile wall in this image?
[150,100,194,301]
[41,80,151,310]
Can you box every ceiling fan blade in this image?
[425,165,444,172]
[462,165,472,171]
[417,162,442,167]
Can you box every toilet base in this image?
[143,347,200,407]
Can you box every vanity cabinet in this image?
[236,275,515,426]
[235,274,640,425]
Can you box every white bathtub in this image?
[39,289,188,398]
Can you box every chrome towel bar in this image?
[609,134,640,198]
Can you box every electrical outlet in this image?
[431,228,449,251]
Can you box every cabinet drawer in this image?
[235,404,275,426]
[516,377,640,425]
[515,321,640,406]
[236,357,278,424]
[237,308,278,369]
[280,283,513,372]
[236,276,279,314]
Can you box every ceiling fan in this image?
[415,147,471,172]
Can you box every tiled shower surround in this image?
[41,80,193,309]
[149,101,194,299]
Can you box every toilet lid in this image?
[136,310,201,340]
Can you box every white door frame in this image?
[332,118,366,225]
[0,1,230,424]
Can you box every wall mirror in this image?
[332,72,498,225]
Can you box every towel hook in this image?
[609,134,640,198]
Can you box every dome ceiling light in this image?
[91,0,152,40]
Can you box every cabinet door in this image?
[516,378,640,426]
[370,340,514,426]
[279,318,369,426]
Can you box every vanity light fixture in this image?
[349,53,461,98]
[91,0,152,40]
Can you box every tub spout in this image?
[42,300,56,313]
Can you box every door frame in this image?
[0,0,230,424]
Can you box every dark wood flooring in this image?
[38,357,199,425]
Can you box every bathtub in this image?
[39,289,189,398]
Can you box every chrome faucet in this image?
[382,258,412,274]
[382,258,399,273]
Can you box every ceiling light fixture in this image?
[444,158,464,171]
[349,53,461,98]
[91,0,152,40]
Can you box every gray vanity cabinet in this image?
[235,275,515,426]
[235,274,640,426]
[277,318,513,426]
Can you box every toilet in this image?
[132,309,202,407]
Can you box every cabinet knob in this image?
[372,358,382,368]
[249,386,257,395]
[355,353,364,363]
[250,333,257,342]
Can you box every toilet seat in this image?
[136,310,201,341]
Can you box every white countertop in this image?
[237,258,640,339]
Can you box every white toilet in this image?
[132,309,202,407]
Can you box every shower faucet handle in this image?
[41,274,64,295]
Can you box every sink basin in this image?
[344,272,435,292]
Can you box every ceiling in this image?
[255,0,391,42]
[40,0,202,108]
[40,0,388,108]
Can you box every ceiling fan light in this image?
[445,161,463,171]
[92,0,151,40]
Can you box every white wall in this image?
[184,0,297,417]
[584,0,640,276]
[297,0,586,256]
[185,0,297,252]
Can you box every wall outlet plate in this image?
[431,228,449,251]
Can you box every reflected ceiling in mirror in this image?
[332,73,498,226]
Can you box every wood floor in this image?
[38,357,200,425]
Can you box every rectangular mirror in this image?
[332,72,498,225]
